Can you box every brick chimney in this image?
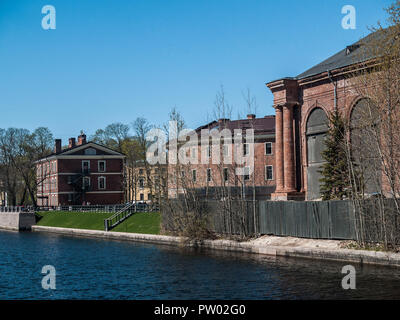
[69,138,76,148]
[247,114,256,120]
[77,132,87,146]
[54,139,62,154]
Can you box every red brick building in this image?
[36,133,125,206]
[266,33,376,200]
[168,114,276,200]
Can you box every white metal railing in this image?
[104,203,136,231]
[37,203,159,213]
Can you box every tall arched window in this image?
[350,98,381,194]
[306,108,328,200]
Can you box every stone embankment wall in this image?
[32,225,400,267]
[0,211,36,231]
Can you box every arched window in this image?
[350,98,381,194]
[306,108,329,200]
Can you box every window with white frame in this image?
[51,161,57,173]
[191,147,197,160]
[222,144,230,157]
[243,143,250,156]
[139,177,145,188]
[82,160,90,173]
[207,168,212,182]
[265,165,273,180]
[98,176,106,190]
[244,166,250,181]
[98,160,106,172]
[207,145,212,158]
[223,168,229,182]
[82,176,90,189]
[265,142,273,155]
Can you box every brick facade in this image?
[266,35,373,200]
[36,134,125,206]
[168,115,276,200]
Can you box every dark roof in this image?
[195,116,275,136]
[41,141,125,158]
[295,31,379,80]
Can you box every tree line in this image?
[0,116,157,207]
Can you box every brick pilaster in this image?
[283,104,296,192]
[275,106,284,192]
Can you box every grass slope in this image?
[36,211,161,235]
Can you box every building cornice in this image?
[36,155,125,163]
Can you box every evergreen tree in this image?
[319,109,349,200]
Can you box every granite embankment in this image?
[0,211,36,231]
[31,225,400,267]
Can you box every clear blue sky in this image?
[0,0,393,142]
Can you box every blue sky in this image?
[0,0,393,142]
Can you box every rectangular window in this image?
[223,144,229,157]
[67,176,72,184]
[68,193,73,202]
[223,168,229,182]
[243,143,249,156]
[192,169,197,182]
[207,168,212,182]
[148,193,152,201]
[82,177,90,190]
[82,160,90,173]
[191,147,197,159]
[98,176,106,190]
[98,160,106,172]
[244,166,250,181]
[265,165,273,180]
[265,142,273,155]
[139,177,145,188]
[207,145,212,158]
[140,193,144,201]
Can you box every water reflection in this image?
[0,231,399,300]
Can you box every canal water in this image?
[0,230,399,300]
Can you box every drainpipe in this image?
[328,70,337,111]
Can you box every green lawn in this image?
[36,211,161,235]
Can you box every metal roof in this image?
[296,31,378,80]
[195,116,276,136]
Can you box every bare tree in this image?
[347,1,400,248]
[0,127,53,207]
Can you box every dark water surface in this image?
[0,230,399,300]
